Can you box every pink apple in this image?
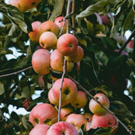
[29,103,58,126]
[8,0,21,10]
[57,33,78,56]
[38,76,44,88]
[127,39,134,49]
[46,121,78,135]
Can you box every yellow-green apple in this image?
[57,33,78,56]
[71,91,88,108]
[127,39,134,49]
[31,49,50,75]
[54,16,68,34]
[28,21,42,43]
[89,93,110,115]
[8,0,21,10]
[50,49,74,72]
[39,31,57,50]
[48,78,78,107]
[66,113,87,130]
[29,124,50,135]
[29,103,58,127]
[95,24,105,33]
[39,21,60,36]
[18,0,40,12]
[60,106,74,121]
[65,46,84,63]
[46,121,78,135]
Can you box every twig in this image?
[72,0,75,35]
[67,74,133,135]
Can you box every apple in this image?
[71,91,88,108]
[46,121,78,135]
[28,21,42,43]
[29,103,58,127]
[38,76,44,88]
[66,113,87,130]
[48,78,78,107]
[65,46,84,63]
[29,124,50,135]
[39,31,57,50]
[127,39,134,49]
[54,16,68,34]
[8,0,21,10]
[89,93,110,115]
[39,20,60,36]
[31,49,50,75]
[50,49,74,72]
[101,13,113,25]
[57,33,78,56]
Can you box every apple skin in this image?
[29,124,50,135]
[8,0,21,10]
[89,93,110,115]
[71,91,88,108]
[50,49,74,72]
[65,46,84,63]
[31,49,50,75]
[39,21,60,36]
[66,113,87,130]
[57,33,78,56]
[39,31,57,50]
[29,103,58,127]
[54,16,68,34]
[46,121,78,135]
[28,21,42,43]
[48,78,78,107]
[127,39,134,49]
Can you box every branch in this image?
[72,0,75,35]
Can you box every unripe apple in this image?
[57,33,78,56]
[46,121,79,135]
[71,91,88,108]
[29,124,50,135]
[39,21,60,36]
[54,16,68,34]
[89,93,110,115]
[31,49,50,75]
[29,103,58,126]
[50,49,74,72]
[95,24,105,32]
[39,31,57,50]
[28,21,42,43]
[127,39,134,49]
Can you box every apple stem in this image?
[67,74,133,135]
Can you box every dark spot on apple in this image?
[95,97,99,100]
[108,121,112,125]
[69,44,72,48]
[34,118,39,123]
[75,103,79,106]
[32,2,36,5]
[64,89,69,95]
[41,43,44,47]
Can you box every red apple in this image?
[46,121,78,135]
[29,124,50,135]
[31,49,50,75]
[57,33,78,56]
[39,31,57,50]
[127,39,134,49]
[89,93,110,115]
[29,103,58,127]
[8,0,21,10]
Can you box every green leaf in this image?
[0,81,4,95]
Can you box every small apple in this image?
[66,113,87,130]
[101,13,113,25]
[29,124,50,135]
[89,93,110,115]
[31,49,50,75]
[50,49,74,72]
[39,31,57,50]
[71,91,88,108]
[29,103,58,127]
[57,33,78,56]
[54,16,68,34]
[46,121,78,135]
[28,21,42,43]
[127,39,134,49]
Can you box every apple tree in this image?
[0,0,135,134]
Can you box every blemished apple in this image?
[89,93,110,115]
[29,124,50,135]
[39,20,60,36]
[39,31,57,50]
[49,78,78,107]
[50,49,74,72]
[46,121,79,135]
[127,39,134,49]
[71,91,88,108]
[66,113,87,130]
[31,49,50,75]
[29,103,58,127]
[65,46,84,63]
[57,33,78,56]
[28,21,42,43]
[54,16,68,34]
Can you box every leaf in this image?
[76,36,87,47]
[0,81,4,95]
